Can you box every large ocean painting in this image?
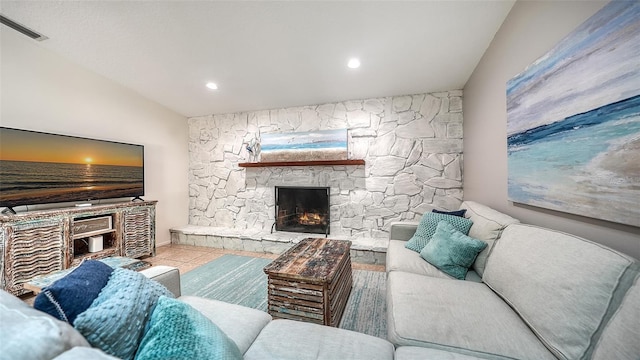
[506,1,640,227]
[260,129,348,162]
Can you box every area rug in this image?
[181,254,387,338]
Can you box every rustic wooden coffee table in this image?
[263,237,352,327]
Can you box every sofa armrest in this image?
[140,266,181,297]
[389,222,419,242]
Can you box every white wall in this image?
[0,29,189,246]
[464,1,640,259]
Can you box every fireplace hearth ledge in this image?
[169,225,388,265]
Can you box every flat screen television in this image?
[0,127,144,211]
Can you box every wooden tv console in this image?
[0,201,157,296]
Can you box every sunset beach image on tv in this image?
[0,127,144,208]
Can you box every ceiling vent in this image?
[0,14,48,41]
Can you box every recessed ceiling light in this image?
[206,82,218,90]
[347,58,361,69]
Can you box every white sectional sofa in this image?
[0,264,395,360]
[2,200,638,360]
[386,201,640,360]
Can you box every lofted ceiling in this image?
[0,1,514,117]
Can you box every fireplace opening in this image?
[274,186,330,235]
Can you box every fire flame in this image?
[298,212,324,225]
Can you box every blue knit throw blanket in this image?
[73,268,174,360]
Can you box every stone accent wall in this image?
[188,90,463,239]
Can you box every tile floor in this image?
[143,243,385,274]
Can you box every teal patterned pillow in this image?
[405,212,473,253]
[135,296,242,360]
[420,220,488,280]
[74,268,174,360]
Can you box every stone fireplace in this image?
[187,90,464,240]
[275,186,330,235]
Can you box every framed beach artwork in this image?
[260,129,348,162]
[506,1,640,227]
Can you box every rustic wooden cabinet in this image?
[122,206,155,259]
[0,201,156,295]
[1,218,66,296]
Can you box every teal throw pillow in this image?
[420,220,488,280]
[405,212,473,253]
[74,268,174,360]
[135,296,242,360]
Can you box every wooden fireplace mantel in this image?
[239,159,365,168]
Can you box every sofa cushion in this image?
[180,295,272,354]
[136,296,242,360]
[387,271,555,360]
[34,260,114,324]
[386,240,481,282]
[395,346,489,360]
[483,224,638,360]
[420,221,487,280]
[458,201,519,277]
[243,319,395,360]
[591,271,640,360]
[0,289,90,360]
[405,213,473,253]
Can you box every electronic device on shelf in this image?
[0,127,145,213]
